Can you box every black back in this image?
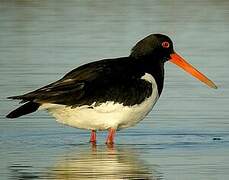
[9,56,164,107]
[8,34,175,107]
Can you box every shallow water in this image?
[1,0,229,179]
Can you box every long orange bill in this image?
[170,53,217,89]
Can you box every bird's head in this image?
[130,34,217,89]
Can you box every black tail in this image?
[6,102,40,118]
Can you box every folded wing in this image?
[8,58,153,107]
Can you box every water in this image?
[1,0,229,179]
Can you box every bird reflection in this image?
[48,144,161,180]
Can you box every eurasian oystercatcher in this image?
[6,34,217,144]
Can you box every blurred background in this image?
[0,0,229,179]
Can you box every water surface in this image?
[1,0,229,179]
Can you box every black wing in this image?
[8,57,153,107]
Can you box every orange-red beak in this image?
[170,53,217,89]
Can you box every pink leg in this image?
[90,130,96,143]
[106,128,116,144]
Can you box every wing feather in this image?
[8,57,153,106]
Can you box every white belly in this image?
[40,73,159,130]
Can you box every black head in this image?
[130,34,174,62]
[130,33,217,89]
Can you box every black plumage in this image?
[6,102,40,118]
[8,58,157,106]
[6,34,173,118]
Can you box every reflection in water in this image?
[2,0,228,179]
[9,165,41,180]
[48,145,161,180]
[9,145,161,180]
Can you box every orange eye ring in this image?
[162,41,170,48]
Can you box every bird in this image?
[6,34,217,144]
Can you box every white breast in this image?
[40,73,159,130]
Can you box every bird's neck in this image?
[134,56,165,95]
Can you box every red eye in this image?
[162,41,170,48]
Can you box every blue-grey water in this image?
[1,0,229,179]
